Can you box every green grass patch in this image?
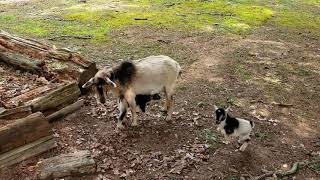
[276,9,320,35]
[255,131,268,141]
[233,64,252,81]
[0,0,274,42]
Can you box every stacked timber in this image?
[0,30,95,169]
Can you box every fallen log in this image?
[47,99,84,123]
[0,135,56,168]
[0,51,44,75]
[0,112,51,154]
[4,85,55,108]
[0,30,98,91]
[0,105,32,120]
[30,82,80,113]
[37,150,96,179]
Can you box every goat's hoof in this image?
[165,116,172,122]
[116,122,125,129]
[131,121,138,127]
[160,109,168,115]
[222,140,230,145]
[239,146,246,152]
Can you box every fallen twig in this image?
[48,35,92,41]
[134,18,148,20]
[254,158,320,180]
[250,99,293,107]
[270,101,294,107]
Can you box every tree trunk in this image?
[37,150,96,179]
[0,112,51,154]
[30,82,80,113]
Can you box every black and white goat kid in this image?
[214,105,254,151]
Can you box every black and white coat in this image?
[214,105,254,151]
[83,55,181,130]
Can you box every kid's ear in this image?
[225,106,231,113]
[82,78,95,88]
[214,105,218,111]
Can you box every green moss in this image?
[277,9,320,35]
[0,0,274,41]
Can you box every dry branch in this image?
[37,150,96,179]
[47,99,84,123]
[49,35,92,41]
[0,135,56,168]
[0,112,51,154]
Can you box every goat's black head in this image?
[82,69,117,104]
[214,105,230,124]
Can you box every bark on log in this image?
[0,135,56,168]
[0,105,32,120]
[0,112,51,154]
[0,51,44,74]
[47,99,84,123]
[4,85,55,108]
[30,82,80,113]
[37,150,96,179]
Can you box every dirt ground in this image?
[1,0,320,180]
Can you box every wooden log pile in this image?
[0,30,96,169]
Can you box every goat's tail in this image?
[250,120,255,128]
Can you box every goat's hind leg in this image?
[164,87,174,121]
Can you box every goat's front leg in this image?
[125,91,138,126]
[116,98,127,130]
[222,131,231,145]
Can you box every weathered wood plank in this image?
[0,112,51,154]
[37,150,96,179]
[0,105,32,120]
[0,135,56,168]
[30,82,80,113]
[4,85,54,108]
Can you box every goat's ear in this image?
[225,106,231,113]
[82,78,95,88]
[105,78,117,88]
[213,105,218,111]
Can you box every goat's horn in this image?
[106,78,117,88]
